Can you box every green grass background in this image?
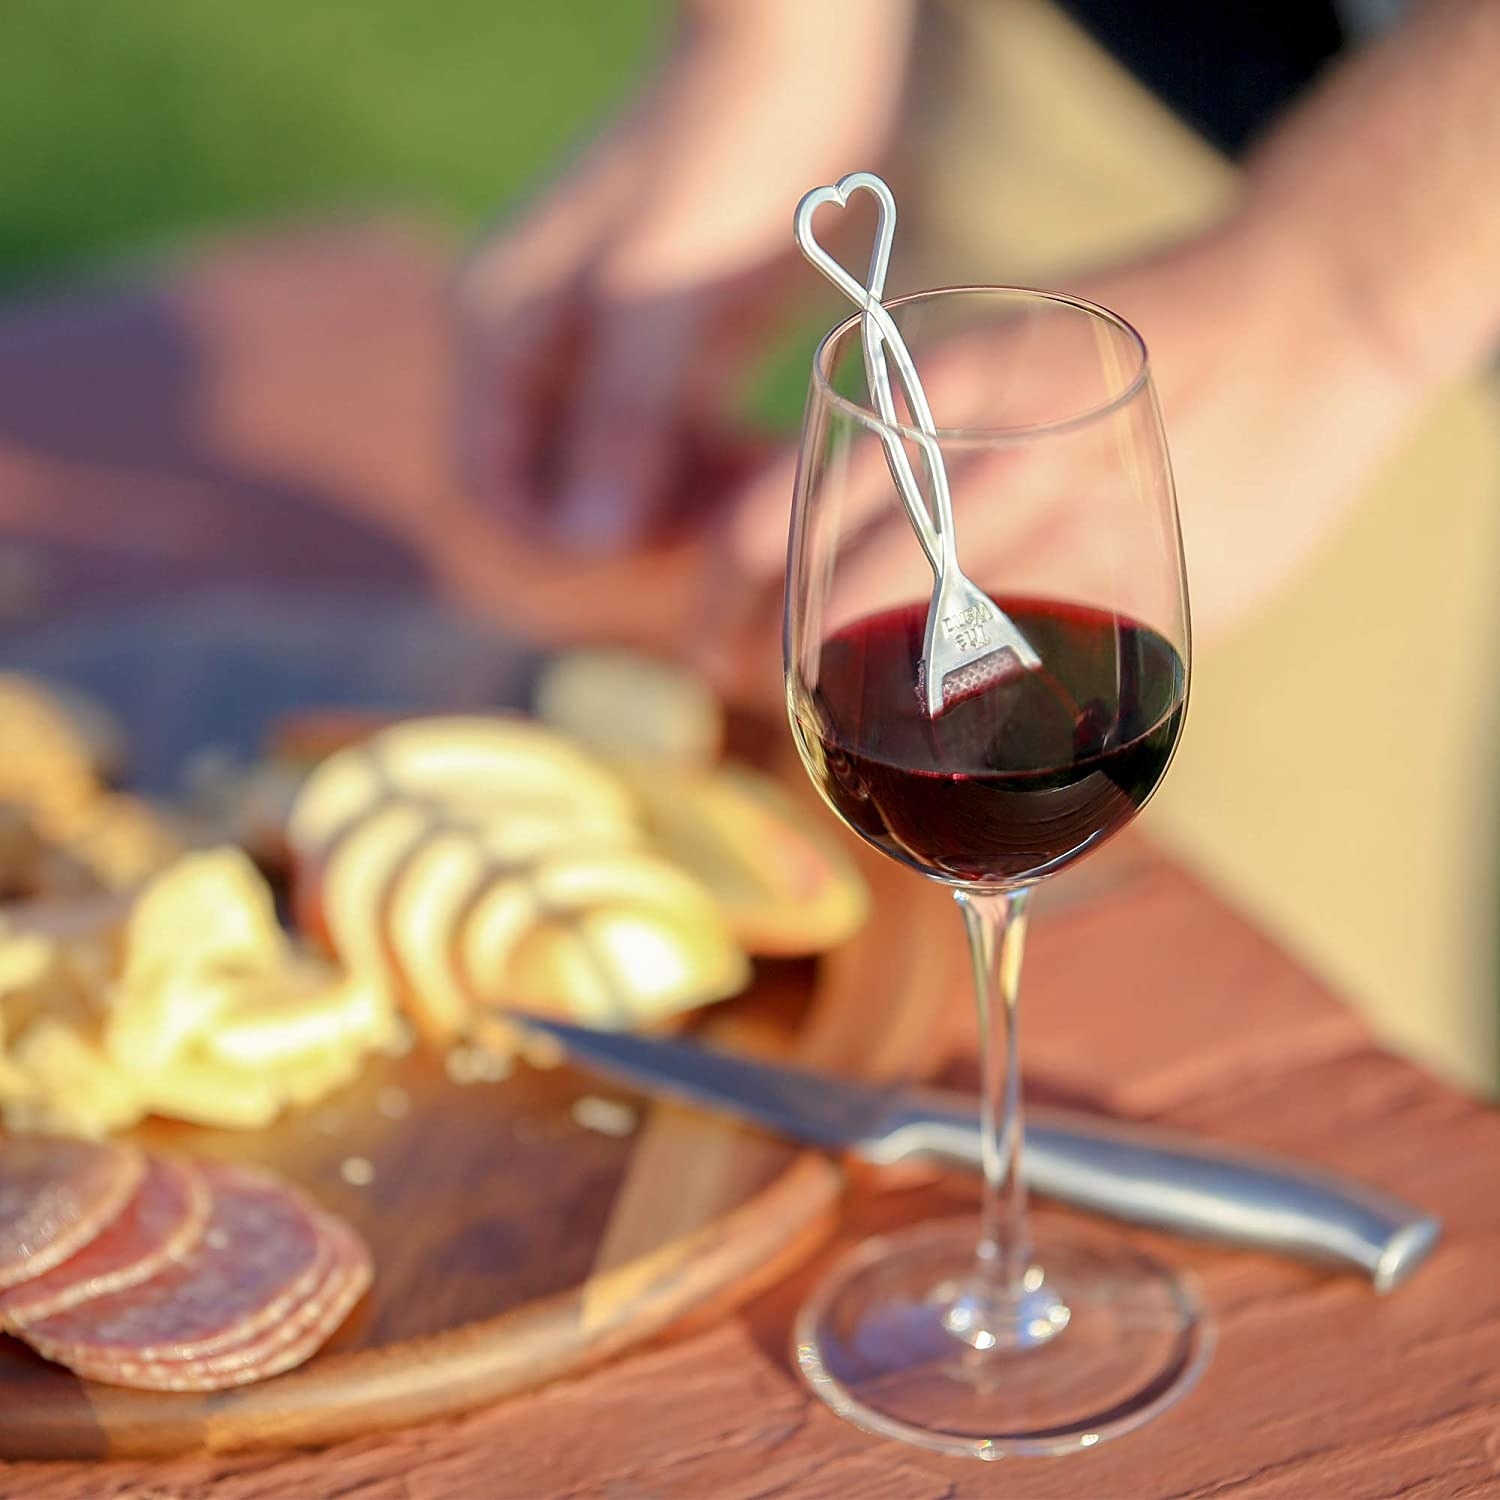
[0,1,823,433]
[0,1,667,290]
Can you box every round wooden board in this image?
[0,830,961,1459]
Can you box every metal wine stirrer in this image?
[794,172,1039,717]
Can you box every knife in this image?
[514,1013,1440,1292]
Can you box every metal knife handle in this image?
[876,1091,1440,1292]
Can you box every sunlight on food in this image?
[570,1095,639,1138]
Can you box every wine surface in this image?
[792,597,1185,884]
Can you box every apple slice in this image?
[457,848,749,1027]
[287,715,637,864]
[381,825,491,1044]
[285,741,386,867]
[623,762,869,956]
[455,872,541,1011]
[506,907,749,1028]
[529,848,730,915]
[381,802,647,1043]
[320,797,431,995]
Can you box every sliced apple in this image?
[374,716,636,823]
[382,825,491,1044]
[285,742,387,865]
[320,797,431,996]
[529,848,728,917]
[506,907,749,1028]
[456,872,541,1010]
[379,804,646,1042]
[533,649,724,767]
[458,847,748,1027]
[287,715,637,864]
[623,761,870,956]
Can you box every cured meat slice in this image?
[52,1216,371,1391]
[0,1138,144,1291]
[0,1156,209,1324]
[12,1162,330,1362]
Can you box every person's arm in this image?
[1241,0,1500,397]
[719,0,1500,670]
[458,0,913,546]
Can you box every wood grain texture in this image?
[0,227,1494,1496]
[0,828,960,1459]
[6,856,1496,1498]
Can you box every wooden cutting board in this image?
[0,829,961,1460]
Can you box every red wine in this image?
[792,596,1185,884]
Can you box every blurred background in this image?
[0,4,662,295]
[1,0,1496,1092]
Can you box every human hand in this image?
[455,0,913,552]
[710,215,1416,701]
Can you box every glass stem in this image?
[947,886,1069,1350]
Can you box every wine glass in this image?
[784,286,1208,1458]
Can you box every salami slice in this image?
[12,1162,330,1362]
[0,1156,209,1325]
[0,1137,144,1291]
[52,1216,371,1391]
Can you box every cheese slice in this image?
[119,847,284,992]
[8,1020,142,1138]
[136,1053,283,1131]
[202,963,393,1069]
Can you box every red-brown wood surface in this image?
[0,227,1496,1498]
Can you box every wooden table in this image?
[1,227,1496,1499]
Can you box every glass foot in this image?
[794,1215,1213,1460]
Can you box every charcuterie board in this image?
[0,756,959,1459]
[0,236,967,1461]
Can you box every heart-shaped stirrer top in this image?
[795,173,945,569]
[793,172,895,312]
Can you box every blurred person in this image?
[457,0,1500,653]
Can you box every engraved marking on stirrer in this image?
[943,602,994,654]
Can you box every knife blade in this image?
[513,1012,1439,1292]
